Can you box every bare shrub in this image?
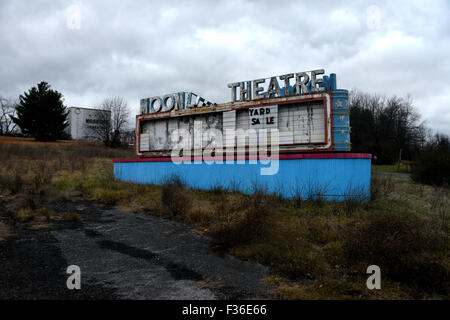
[271,179,286,202]
[370,172,394,201]
[0,171,24,194]
[161,175,192,217]
[210,182,227,195]
[291,182,305,208]
[228,178,241,193]
[14,172,25,194]
[412,134,450,187]
[186,208,213,225]
[305,181,330,205]
[214,192,230,217]
[208,184,275,248]
[343,184,369,215]
[428,186,450,231]
[343,212,449,296]
[33,161,52,190]
[98,161,116,185]
[254,242,327,280]
[69,154,87,173]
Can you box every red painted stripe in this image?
[112,153,371,163]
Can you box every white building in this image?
[66,107,110,140]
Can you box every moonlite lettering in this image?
[140,92,214,114]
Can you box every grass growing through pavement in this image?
[0,137,448,299]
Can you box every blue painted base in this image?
[113,154,371,201]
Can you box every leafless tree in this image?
[88,96,130,147]
[0,97,18,136]
[349,90,426,163]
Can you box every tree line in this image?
[349,90,449,186]
[349,90,429,164]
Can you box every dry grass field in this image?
[0,136,448,299]
[0,135,103,146]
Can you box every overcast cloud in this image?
[0,0,449,134]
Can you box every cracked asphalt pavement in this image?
[0,200,270,300]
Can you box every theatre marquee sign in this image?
[136,69,342,156]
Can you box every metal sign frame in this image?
[135,91,333,157]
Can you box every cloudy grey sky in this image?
[1,0,449,134]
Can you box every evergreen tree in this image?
[11,82,69,141]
